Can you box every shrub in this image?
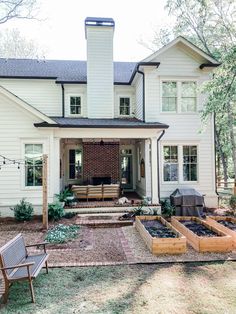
[11,198,34,221]
[229,195,236,210]
[160,199,175,217]
[55,188,73,203]
[45,224,80,244]
[63,211,77,219]
[48,202,65,221]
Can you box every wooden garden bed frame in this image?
[135,216,187,255]
[206,216,236,249]
[171,216,232,253]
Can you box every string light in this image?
[0,154,43,170]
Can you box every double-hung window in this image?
[70,96,81,115]
[119,97,130,116]
[183,145,198,181]
[25,144,43,186]
[162,81,197,113]
[181,82,197,112]
[162,82,177,112]
[163,146,178,181]
[163,145,198,182]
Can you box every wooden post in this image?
[42,154,48,230]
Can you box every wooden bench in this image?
[72,184,120,201]
[0,234,49,304]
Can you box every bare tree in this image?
[0,28,45,58]
[0,0,39,24]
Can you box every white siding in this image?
[86,26,114,118]
[0,79,62,116]
[0,93,56,213]
[64,84,87,117]
[135,75,143,120]
[114,85,135,118]
[138,44,217,206]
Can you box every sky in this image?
[1,0,172,61]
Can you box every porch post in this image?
[53,137,60,195]
[151,137,158,204]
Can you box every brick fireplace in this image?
[83,142,120,184]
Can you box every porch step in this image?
[65,206,132,214]
[75,212,134,227]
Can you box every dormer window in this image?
[70,96,81,115]
[119,97,130,116]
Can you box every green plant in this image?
[45,224,80,244]
[55,188,73,203]
[11,198,34,221]
[48,202,65,221]
[63,211,77,219]
[160,199,175,217]
[229,195,236,210]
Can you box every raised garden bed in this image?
[135,216,186,255]
[206,216,236,248]
[171,216,232,253]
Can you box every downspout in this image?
[213,113,219,204]
[137,65,145,122]
[61,84,65,117]
[157,130,165,204]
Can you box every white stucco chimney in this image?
[85,17,115,119]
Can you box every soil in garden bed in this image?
[141,220,177,238]
[181,220,220,237]
[217,220,236,231]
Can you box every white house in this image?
[0,17,220,215]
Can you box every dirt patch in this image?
[141,219,177,238]
[181,220,220,237]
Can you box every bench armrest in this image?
[0,262,35,271]
[26,242,49,253]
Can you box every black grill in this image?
[170,188,204,217]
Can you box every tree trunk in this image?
[227,102,236,194]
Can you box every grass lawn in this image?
[1,262,236,314]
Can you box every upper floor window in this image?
[25,144,43,186]
[70,96,81,115]
[181,82,197,112]
[162,81,197,113]
[119,97,130,116]
[162,82,177,112]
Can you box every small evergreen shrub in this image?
[48,202,65,221]
[11,198,34,221]
[229,195,236,210]
[63,211,77,219]
[45,224,80,244]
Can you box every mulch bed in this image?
[181,220,220,237]
[141,219,177,238]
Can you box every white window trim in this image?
[67,94,83,117]
[161,142,199,185]
[160,78,199,114]
[118,95,132,117]
[20,139,48,191]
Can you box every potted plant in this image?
[55,188,74,207]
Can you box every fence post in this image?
[42,154,48,230]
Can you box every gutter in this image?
[61,84,65,117]
[156,130,165,204]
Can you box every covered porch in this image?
[59,136,159,205]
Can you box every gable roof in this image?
[0,85,55,124]
[0,59,137,84]
[142,36,219,65]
